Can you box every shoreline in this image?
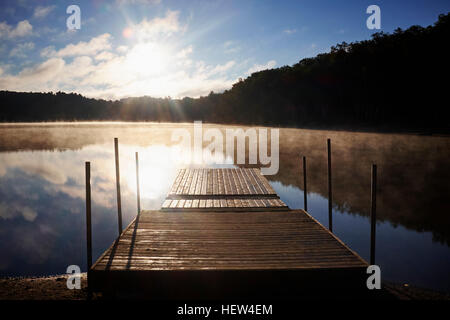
[0,274,449,300]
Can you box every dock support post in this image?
[114,138,123,235]
[85,162,92,299]
[136,152,141,214]
[370,164,377,265]
[327,138,333,232]
[303,156,307,211]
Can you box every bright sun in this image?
[125,42,170,77]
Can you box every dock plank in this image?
[90,210,368,297]
[92,210,367,271]
[164,168,286,210]
[167,168,276,197]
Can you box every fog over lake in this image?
[0,122,449,292]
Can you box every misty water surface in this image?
[0,122,449,292]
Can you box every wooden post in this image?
[327,138,333,232]
[370,164,377,265]
[85,162,92,300]
[85,162,92,271]
[114,138,123,235]
[136,152,141,214]
[303,156,307,211]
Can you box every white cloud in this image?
[0,12,240,99]
[225,47,239,54]
[129,10,183,40]
[0,20,33,38]
[246,60,277,75]
[33,5,56,19]
[176,45,193,59]
[116,0,161,4]
[116,45,129,53]
[40,45,56,57]
[9,42,34,57]
[223,40,240,54]
[38,26,58,35]
[63,56,96,79]
[95,51,116,61]
[50,33,113,57]
[20,58,65,82]
[0,40,236,99]
[12,20,32,37]
[0,58,65,91]
[0,64,12,76]
[283,28,297,34]
[208,61,235,76]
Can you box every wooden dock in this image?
[90,168,368,298]
[161,168,288,211]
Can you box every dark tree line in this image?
[1,13,449,132]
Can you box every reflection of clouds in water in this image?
[20,164,68,185]
[13,225,56,265]
[0,202,37,221]
[0,142,233,210]
[0,169,79,271]
[0,139,232,276]
[0,143,186,212]
[270,179,450,293]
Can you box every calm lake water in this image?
[0,122,449,293]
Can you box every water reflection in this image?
[0,123,449,292]
[273,182,450,292]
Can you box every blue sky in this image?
[0,0,448,99]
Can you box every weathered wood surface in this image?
[161,198,288,211]
[168,168,276,197]
[90,168,368,297]
[90,210,368,296]
[162,168,288,210]
[92,210,367,271]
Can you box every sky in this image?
[0,0,448,100]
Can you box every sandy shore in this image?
[0,273,448,300]
[0,273,89,300]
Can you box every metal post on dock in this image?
[85,162,92,270]
[85,161,92,300]
[303,156,307,211]
[136,152,141,214]
[114,138,123,235]
[327,138,333,232]
[370,164,377,265]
